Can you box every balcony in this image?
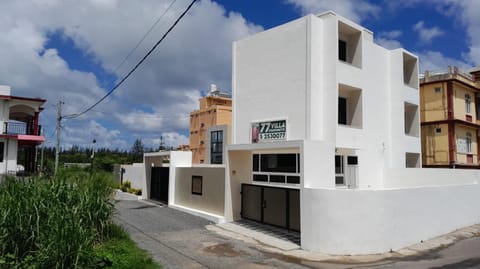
[3,121,41,136]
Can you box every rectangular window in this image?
[338,97,347,125]
[335,155,344,185]
[253,174,268,182]
[338,40,347,62]
[287,176,300,184]
[434,87,441,93]
[252,153,300,185]
[435,127,442,134]
[347,156,358,165]
[191,176,202,195]
[210,130,223,164]
[253,154,259,172]
[0,142,3,162]
[260,154,297,173]
[270,175,286,183]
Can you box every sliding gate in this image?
[241,184,300,232]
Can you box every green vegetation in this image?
[0,169,159,269]
[119,180,142,196]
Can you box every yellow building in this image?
[420,66,480,168]
[189,85,232,164]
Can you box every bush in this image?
[0,172,115,268]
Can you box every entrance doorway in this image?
[150,167,169,203]
[241,184,300,232]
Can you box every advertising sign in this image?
[251,120,286,143]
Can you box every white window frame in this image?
[335,155,345,186]
[252,153,300,186]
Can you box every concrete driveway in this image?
[114,191,310,269]
[114,191,480,269]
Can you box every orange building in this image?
[420,66,480,168]
[189,85,231,164]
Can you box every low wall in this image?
[301,183,480,255]
[121,163,144,190]
[384,168,480,188]
[174,166,225,217]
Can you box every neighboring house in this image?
[0,85,46,175]
[189,84,231,164]
[420,66,480,168]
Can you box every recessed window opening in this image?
[465,94,471,114]
[466,132,472,153]
[404,102,419,137]
[338,21,362,68]
[435,127,442,134]
[338,84,362,128]
[434,87,442,93]
[252,153,300,185]
[405,152,420,168]
[403,53,419,88]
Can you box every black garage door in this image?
[150,167,169,203]
[241,184,300,232]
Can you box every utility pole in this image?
[54,101,63,177]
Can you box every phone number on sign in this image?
[260,132,285,140]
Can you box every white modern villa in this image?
[138,12,480,255]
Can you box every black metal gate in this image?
[241,184,300,232]
[150,167,169,203]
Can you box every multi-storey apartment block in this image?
[189,84,231,164]
[420,66,480,168]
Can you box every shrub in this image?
[0,171,115,268]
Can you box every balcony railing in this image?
[3,122,41,136]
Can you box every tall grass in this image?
[0,170,115,268]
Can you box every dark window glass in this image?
[335,155,343,174]
[297,154,300,173]
[210,130,223,164]
[270,175,286,183]
[0,142,3,162]
[253,154,259,172]
[253,174,268,182]
[335,176,345,185]
[338,40,347,61]
[192,176,202,195]
[347,156,358,165]
[338,97,347,125]
[260,154,297,173]
[287,176,300,184]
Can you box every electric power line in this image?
[108,0,178,77]
[63,0,198,120]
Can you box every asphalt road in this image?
[114,192,480,269]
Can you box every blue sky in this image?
[0,0,479,150]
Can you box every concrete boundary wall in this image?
[384,168,480,188]
[301,183,480,255]
[120,163,144,190]
[174,166,225,220]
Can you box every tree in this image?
[130,139,144,163]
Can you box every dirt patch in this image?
[203,243,245,257]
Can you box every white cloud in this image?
[375,30,403,49]
[413,21,444,44]
[0,0,261,150]
[416,51,471,73]
[285,0,379,23]
[143,132,189,150]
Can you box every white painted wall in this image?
[301,183,480,254]
[384,168,480,188]
[233,17,308,144]
[174,166,225,218]
[120,163,144,190]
